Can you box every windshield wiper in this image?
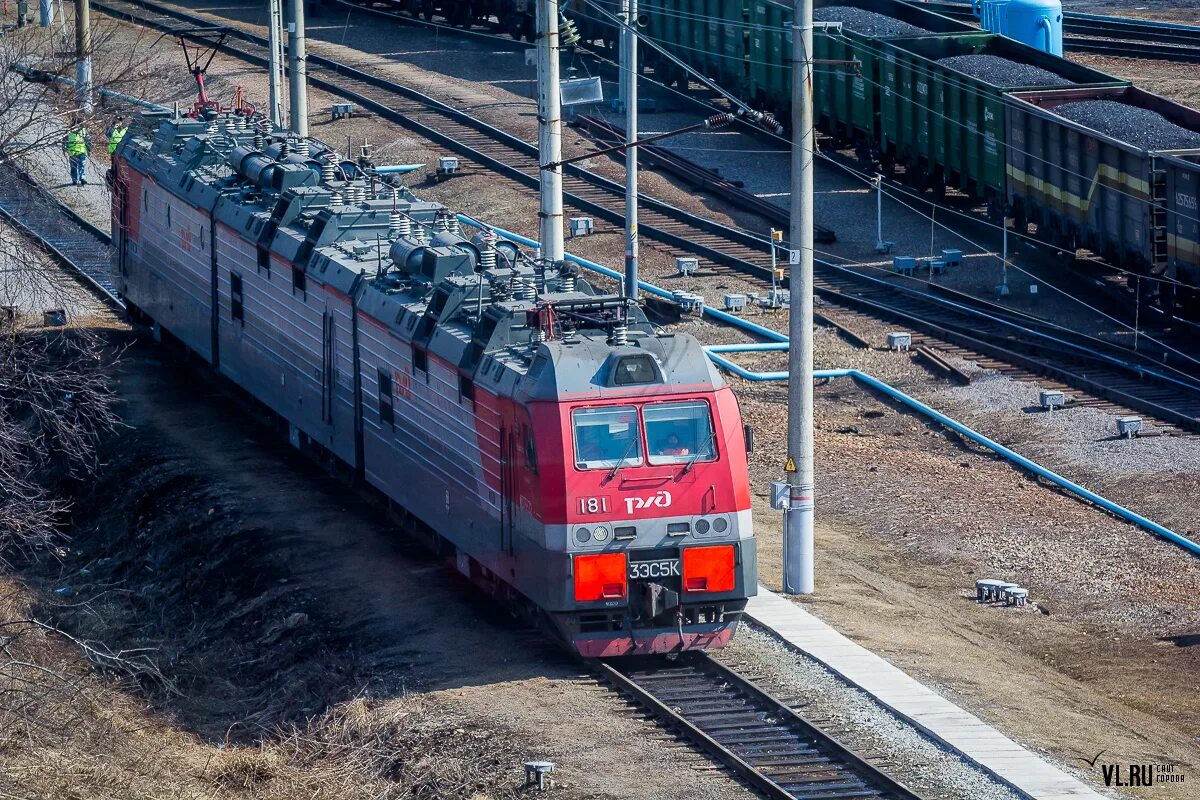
[681,431,718,475]
[607,433,642,480]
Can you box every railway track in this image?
[0,161,122,308]
[600,654,924,800]
[86,0,1200,432]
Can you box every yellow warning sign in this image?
[784,457,796,472]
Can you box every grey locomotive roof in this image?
[520,334,725,402]
[121,110,725,401]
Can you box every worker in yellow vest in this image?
[61,117,92,186]
[106,116,128,156]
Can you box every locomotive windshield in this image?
[645,401,715,466]
[573,406,643,470]
[572,401,716,470]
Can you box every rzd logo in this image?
[625,490,672,515]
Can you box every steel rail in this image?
[599,654,924,800]
[0,160,122,309]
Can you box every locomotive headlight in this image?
[593,525,611,542]
[575,527,591,544]
[695,519,711,534]
[713,517,728,533]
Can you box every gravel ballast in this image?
[722,628,1025,800]
[813,7,929,37]
[937,54,1073,87]
[1053,99,1200,149]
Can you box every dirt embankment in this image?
[4,400,523,798]
[1,339,746,800]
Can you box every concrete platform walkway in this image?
[746,588,1108,800]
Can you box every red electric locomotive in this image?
[110,107,757,656]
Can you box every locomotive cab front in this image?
[519,333,757,657]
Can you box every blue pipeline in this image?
[459,214,1199,558]
[709,345,1200,557]
[374,164,425,174]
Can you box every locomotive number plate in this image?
[628,559,681,580]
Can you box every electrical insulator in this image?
[703,113,737,129]
[560,16,580,46]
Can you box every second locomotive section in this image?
[110,110,756,657]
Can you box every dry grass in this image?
[0,426,532,800]
[0,590,522,799]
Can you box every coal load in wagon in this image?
[1054,100,1200,151]
[813,7,929,37]
[937,54,1072,87]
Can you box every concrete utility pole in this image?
[39,0,54,27]
[536,0,565,266]
[622,0,639,299]
[267,0,286,129]
[75,0,92,113]
[783,0,815,595]
[287,0,308,137]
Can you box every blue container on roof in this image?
[975,0,1064,56]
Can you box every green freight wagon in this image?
[878,33,1125,207]
[1007,86,1200,293]
[642,0,750,93]
[746,0,974,149]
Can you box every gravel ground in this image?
[941,372,1200,475]
[1054,100,1200,150]
[937,54,1073,87]
[721,627,1031,800]
[813,7,930,37]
